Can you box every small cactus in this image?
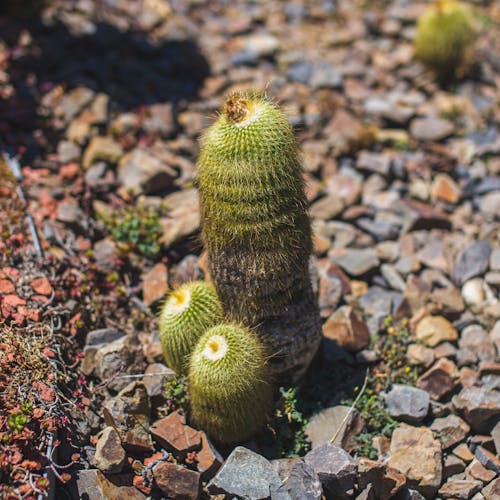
[197,90,322,383]
[414,0,477,82]
[158,281,223,374]
[188,324,273,444]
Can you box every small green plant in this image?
[98,203,162,258]
[159,281,223,374]
[197,90,322,382]
[342,316,419,458]
[414,0,477,83]
[188,324,273,444]
[164,375,189,414]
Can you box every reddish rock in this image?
[357,458,406,499]
[150,411,201,457]
[30,277,53,296]
[322,305,370,352]
[431,174,461,204]
[2,295,26,307]
[453,443,474,463]
[467,459,496,483]
[153,462,201,500]
[417,358,459,400]
[438,480,482,499]
[142,263,168,306]
[197,432,223,479]
[0,279,15,294]
[482,477,500,499]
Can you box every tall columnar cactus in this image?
[198,90,322,382]
[414,0,476,82]
[189,324,273,444]
[158,280,223,374]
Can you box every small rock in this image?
[431,415,470,450]
[30,277,52,296]
[308,61,343,89]
[143,103,176,138]
[150,411,201,457]
[453,241,492,285]
[417,358,459,400]
[462,279,486,306]
[492,420,500,455]
[83,136,123,169]
[439,480,482,499]
[380,264,406,292]
[305,405,364,451]
[310,195,344,220]
[431,174,462,204]
[153,462,201,500]
[388,424,442,497]
[76,469,147,500]
[410,116,454,141]
[118,148,175,195]
[142,363,174,398]
[142,262,168,306]
[474,446,500,474]
[414,315,458,347]
[58,86,94,123]
[385,385,430,423]
[322,306,371,352]
[56,201,85,229]
[330,248,380,276]
[454,443,475,463]
[57,140,81,163]
[243,32,279,58]
[197,432,223,480]
[443,455,466,479]
[284,459,323,500]
[407,344,435,368]
[103,382,153,453]
[304,443,357,498]
[453,388,500,433]
[459,325,496,364]
[93,427,126,474]
[482,477,500,499]
[208,446,287,499]
[490,249,500,271]
[93,238,117,273]
[357,151,392,177]
[357,458,407,499]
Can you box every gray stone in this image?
[380,264,406,292]
[357,151,392,176]
[453,241,492,285]
[492,420,500,455]
[452,387,500,433]
[357,218,399,242]
[56,201,85,228]
[480,192,500,217]
[117,148,175,195]
[93,238,117,273]
[85,328,124,347]
[310,195,344,220]
[103,382,153,453]
[308,61,343,89]
[143,103,176,138]
[304,443,357,498]
[57,140,81,163]
[305,406,364,450]
[410,116,455,141]
[459,324,496,363]
[474,446,500,474]
[385,385,430,423]
[76,469,146,500]
[431,414,470,450]
[330,248,380,276]
[490,249,500,271]
[93,426,126,474]
[285,459,323,500]
[208,447,289,499]
[143,363,174,397]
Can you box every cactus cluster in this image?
[159,280,222,374]
[414,0,477,82]
[189,324,273,444]
[197,90,322,382]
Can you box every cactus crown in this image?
[188,323,273,444]
[414,0,476,82]
[158,280,223,374]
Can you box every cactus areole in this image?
[197,90,322,382]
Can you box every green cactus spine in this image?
[414,0,477,82]
[188,324,273,444]
[197,90,322,383]
[158,280,223,374]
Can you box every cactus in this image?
[158,280,223,374]
[197,90,322,383]
[414,0,477,82]
[188,324,273,444]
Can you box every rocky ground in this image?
[0,0,499,499]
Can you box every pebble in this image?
[305,405,364,450]
[410,116,455,142]
[93,426,126,474]
[142,262,168,306]
[322,306,371,352]
[430,415,470,450]
[196,432,223,480]
[414,315,458,347]
[153,462,201,500]
[304,443,357,498]
[452,387,500,433]
[452,241,492,285]
[417,358,459,400]
[388,424,442,497]
[284,459,323,500]
[142,363,174,397]
[431,174,462,204]
[310,195,344,220]
[330,248,380,276]
[438,480,482,499]
[76,469,147,500]
[482,477,500,499]
[208,446,288,499]
[82,136,123,169]
[385,384,430,423]
[407,343,435,368]
[357,458,407,499]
